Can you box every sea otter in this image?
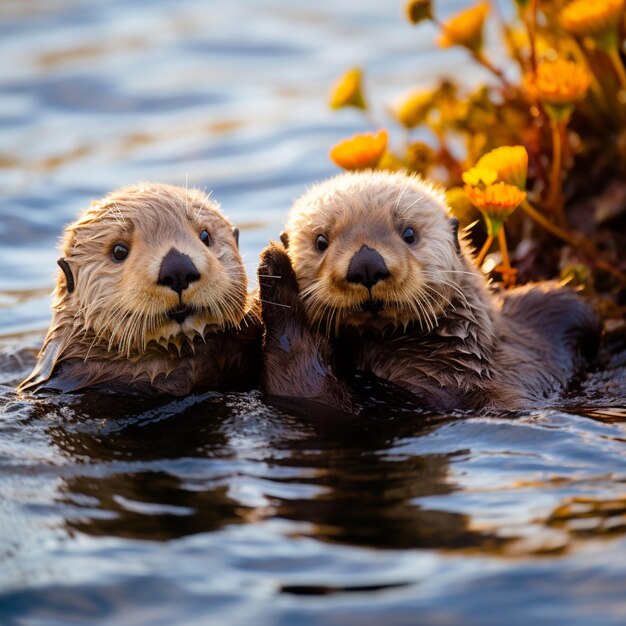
[19,183,261,396]
[258,171,600,412]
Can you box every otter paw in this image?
[257,242,301,313]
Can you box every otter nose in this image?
[157,248,200,295]
[346,244,390,289]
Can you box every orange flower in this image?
[392,89,434,129]
[464,182,526,235]
[329,130,388,171]
[526,59,590,121]
[476,145,529,190]
[329,68,367,110]
[560,0,624,50]
[438,2,489,55]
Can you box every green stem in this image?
[607,46,626,93]
[520,199,576,245]
[547,119,566,224]
[520,199,626,284]
[472,51,514,91]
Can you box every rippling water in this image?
[2,1,626,624]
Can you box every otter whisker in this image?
[397,193,425,218]
[421,272,470,309]
[411,292,433,331]
[421,283,455,311]
[418,290,444,330]
[260,298,292,309]
[440,269,483,277]
[393,179,409,216]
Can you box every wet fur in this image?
[258,171,600,412]
[258,244,352,410]
[20,183,261,395]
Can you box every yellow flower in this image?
[329,68,367,110]
[476,145,529,190]
[462,166,498,187]
[329,129,388,171]
[392,89,434,128]
[526,59,590,121]
[560,0,624,50]
[464,182,526,235]
[438,2,490,55]
[446,186,476,226]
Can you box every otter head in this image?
[283,171,465,335]
[54,182,246,356]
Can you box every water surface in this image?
[2,1,626,624]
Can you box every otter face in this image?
[57,183,246,356]
[284,171,463,335]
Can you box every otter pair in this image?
[20,174,600,411]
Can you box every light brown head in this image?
[282,171,468,335]
[52,182,246,357]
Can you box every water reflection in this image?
[548,496,626,539]
[2,0,626,621]
[62,471,244,540]
[266,413,503,551]
[36,391,505,551]
[3,377,626,623]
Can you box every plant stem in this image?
[520,199,626,284]
[547,119,566,224]
[498,227,510,269]
[472,51,514,91]
[607,46,626,93]
[520,199,575,245]
[497,227,516,287]
[475,234,495,268]
[527,0,538,74]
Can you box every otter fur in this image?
[258,171,600,412]
[19,183,261,396]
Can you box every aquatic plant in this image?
[327,0,626,302]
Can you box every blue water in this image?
[2,1,626,624]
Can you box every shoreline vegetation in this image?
[326,0,626,329]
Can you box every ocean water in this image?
[2,1,626,624]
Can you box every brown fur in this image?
[259,171,600,411]
[19,183,261,395]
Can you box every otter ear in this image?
[57,258,75,294]
[232,227,239,248]
[280,231,289,249]
[449,217,461,254]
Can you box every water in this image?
[2,1,626,624]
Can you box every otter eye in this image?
[200,229,211,246]
[402,227,417,245]
[316,234,329,253]
[111,243,129,262]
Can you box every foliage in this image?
[327,0,626,307]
